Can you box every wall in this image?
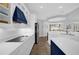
[38,20,49,37]
[43,21,49,37]
[66,8,79,32]
[38,20,44,37]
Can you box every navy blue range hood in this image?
[13,6,27,24]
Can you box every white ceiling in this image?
[25,3,79,20]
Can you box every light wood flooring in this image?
[30,37,50,55]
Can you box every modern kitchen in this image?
[0,3,79,55]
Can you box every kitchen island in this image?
[48,32,79,55]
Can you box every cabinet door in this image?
[51,41,65,55]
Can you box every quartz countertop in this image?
[49,32,79,55]
[0,35,31,55]
[0,42,23,55]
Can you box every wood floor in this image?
[30,37,50,55]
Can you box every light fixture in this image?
[59,6,63,9]
[40,6,44,8]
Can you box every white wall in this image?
[66,8,79,22]
[43,21,49,37]
[65,8,79,32]
[38,20,43,37]
[38,20,49,37]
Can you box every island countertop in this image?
[49,32,79,55]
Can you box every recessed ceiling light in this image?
[59,6,63,8]
[40,6,44,8]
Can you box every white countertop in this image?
[0,35,31,55]
[0,42,23,55]
[49,32,79,55]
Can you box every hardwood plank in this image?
[30,37,50,55]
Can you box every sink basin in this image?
[6,36,28,42]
